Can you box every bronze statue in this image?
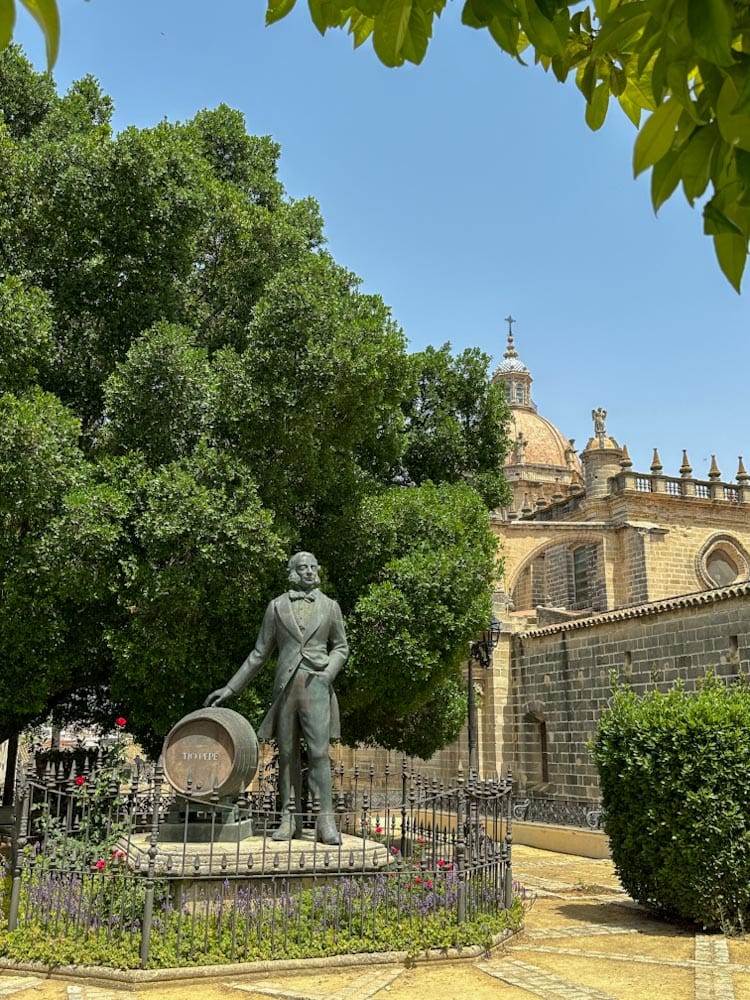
[204,552,349,845]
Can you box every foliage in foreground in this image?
[593,674,750,933]
[5,3,750,289]
[0,859,523,969]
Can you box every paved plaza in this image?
[2,845,748,999]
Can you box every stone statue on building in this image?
[592,408,607,437]
[204,552,349,845]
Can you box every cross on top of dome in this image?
[495,315,530,376]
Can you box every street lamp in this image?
[466,616,502,774]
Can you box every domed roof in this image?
[508,408,582,474]
[492,329,529,377]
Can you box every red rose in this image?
[95,859,106,870]
[115,717,127,728]
[74,775,86,786]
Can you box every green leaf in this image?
[462,0,484,27]
[666,61,701,122]
[373,0,413,65]
[679,124,719,203]
[591,2,649,59]
[465,0,516,22]
[488,15,521,54]
[728,64,750,117]
[400,3,430,63]
[712,232,747,291]
[353,0,385,16]
[576,59,597,102]
[18,0,59,68]
[633,97,682,176]
[704,200,744,236]
[585,80,610,130]
[520,0,563,56]
[308,0,349,33]
[266,0,297,26]
[348,12,375,45]
[687,0,733,68]
[0,0,15,52]
[609,63,627,97]
[717,77,750,153]
[650,147,681,212]
[618,90,643,127]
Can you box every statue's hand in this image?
[204,686,234,708]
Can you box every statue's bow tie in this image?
[289,590,316,602]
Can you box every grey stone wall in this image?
[509,590,750,801]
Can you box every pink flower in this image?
[417,836,426,845]
[374,825,383,835]
[111,849,126,860]
[390,846,399,855]
[437,858,446,868]
[74,775,86,786]
[95,859,106,870]
[413,876,422,884]
[115,717,127,728]
[425,879,433,888]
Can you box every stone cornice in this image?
[519,581,750,638]
[492,517,667,534]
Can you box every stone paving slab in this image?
[0,979,42,997]
[4,845,750,999]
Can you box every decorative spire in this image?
[620,444,632,470]
[738,456,749,483]
[551,478,564,502]
[503,317,518,360]
[520,492,532,516]
[679,450,692,478]
[650,448,663,474]
[708,454,721,481]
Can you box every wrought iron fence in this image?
[512,796,602,830]
[3,757,515,969]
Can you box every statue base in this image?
[122,830,393,876]
[158,817,254,842]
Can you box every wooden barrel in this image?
[161,707,259,800]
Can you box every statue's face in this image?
[293,554,319,589]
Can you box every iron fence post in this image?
[456,763,466,924]
[503,765,514,910]
[139,760,163,969]
[8,776,29,931]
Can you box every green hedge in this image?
[592,675,750,932]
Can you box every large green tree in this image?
[0,47,511,758]
[3,2,749,289]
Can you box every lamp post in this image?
[466,616,502,774]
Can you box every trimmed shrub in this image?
[592,674,750,932]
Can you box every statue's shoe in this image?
[271,820,303,841]
[316,820,341,846]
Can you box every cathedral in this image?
[469,325,750,806]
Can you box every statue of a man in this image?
[204,552,349,845]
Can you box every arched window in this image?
[696,534,749,589]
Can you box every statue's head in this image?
[287,551,321,589]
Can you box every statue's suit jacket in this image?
[226,590,349,741]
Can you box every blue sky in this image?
[13,1,749,481]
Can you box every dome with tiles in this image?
[492,323,582,478]
[507,408,580,472]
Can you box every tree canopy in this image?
[5,0,747,289]
[0,46,511,759]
